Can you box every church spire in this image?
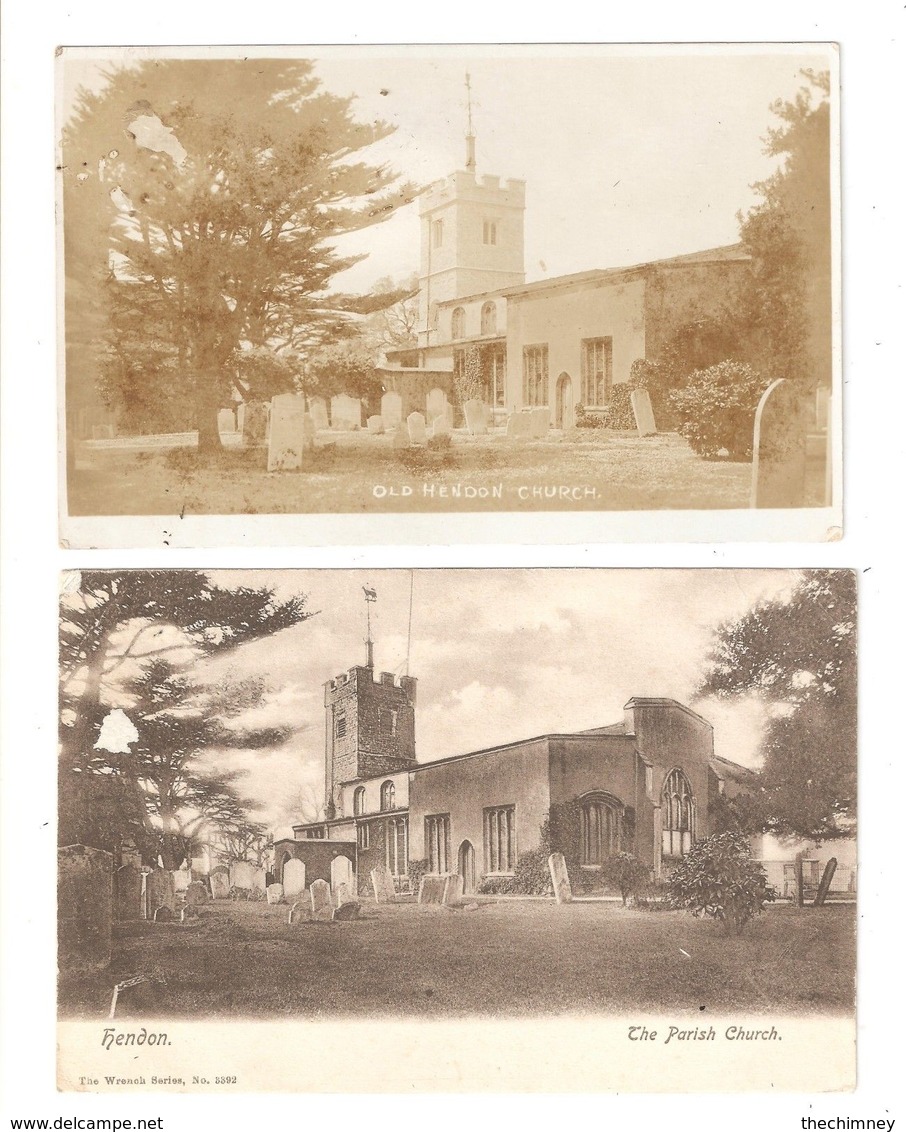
[465,72,476,172]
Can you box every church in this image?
[274,639,749,898]
[378,120,750,428]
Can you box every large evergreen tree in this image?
[62,58,416,450]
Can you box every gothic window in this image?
[451,307,466,340]
[484,805,516,874]
[425,813,451,874]
[580,337,613,408]
[380,780,396,812]
[386,816,408,875]
[522,344,549,406]
[481,301,497,336]
[579,794,623,865]
[357,822,370,850]
[353,786,366,816]
[483,219,498,245]
[432,219,444,248]
[662,769,695,858]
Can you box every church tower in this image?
[417,76,526,348]
[322,591,417,817]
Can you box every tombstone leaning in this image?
[751,378,808,508]
[548,852,573,904]
[630,388,657,437]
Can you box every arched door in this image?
[458,840,477,895]
[556,373,575,430]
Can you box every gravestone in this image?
[218,408,236,434]
[381,391,403,429]
[548,852,573,904]
[418,875,447,905]
[266,883,285,905]
[250,866,267,893]
[530,407,550,438]
[371,864,397,903]
[813,858,838,907]
[209,867,230,901]
[751,378,808,508]
[367,415,384,435]
[391,425,409,450]
[330,855,354,894]
[463,399,489,436]
[630,388,657,437]
[310,878,333,921]
[180,905,199,921]
[426,387,449,421]
[330,394,362,430]
[172,868,191,895]
[442,873,464,905]
[146,866,176,914]
[115,865,143,922]
[334,882,351,908]
[287,901,308,926]
[407,412,427,446]
[332,900,361,921]
[184,880,210,906]
[153,906,175,922]
[58,846,113,977]
[230,861,255,890]
[506,411,533,440]
[430,411,451,439]
[282,859,306,899]
[267,393,307,472]
[308,396,329,433]
[237,403,246,433]
[241,401,268,448]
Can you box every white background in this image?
[1,1,902,1127]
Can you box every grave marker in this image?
[442,874,464,905]
[241,401,268,448]
[464,399,489,436]
[58,845,114,977]
[147,867,176,914]
[630,388,657,437]
[530,406,550,438]
[282,859,306,898]
[267,393,307,472]
[371,864,397,903]
[308,396,329,432]
[418,875,447,905]
[548,852,573,904]
[367,415,384,435]
[184,880,210,906]
[266,883,285,905]
[310,878,333,921]
[751,378,808,508]
[217,408,236,435]
[115,865,143,922]
[407,411,427,446]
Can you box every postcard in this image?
[57,44,841,547]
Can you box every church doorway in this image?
[555,373,575,429]
[458,840,477,895]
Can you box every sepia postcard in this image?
[57,44,841,548]
[57,567,856,1092]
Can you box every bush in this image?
[600,852,650,905]
[574,403,607,430]
[602,383,637,430]
[668,360,771,459]
[666,831,777,934]
[478,845,554,896]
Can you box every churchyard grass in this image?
[67,430,777,515]
[58,899,854,1020]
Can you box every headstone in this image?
[391,425,409,450]
[332,900,361,921]
[58,845,113,977]
[418,875,447,905]
[430,413,451,439]
[209,866,230,901]
[282,859,306,898]
[381,391,403,429]
[330,855,354,894]
[267,393,307,472]
[630,388,657,437]
[548,852,573,904]
[288,901,308,925]
[237,403,246,433]
[464,399,489,436]
[153,905,175,922]
[266,883,285,905]
[185,881,210,906]
[371,864,397,903]
[218,408,236,435]
[330,394,362,430]
[230,861,255,890]
[334,882,351,908]
[172,868,191,895]
[308,396,329,433]
[180,904,200,921]
[310,878,333,921]
[426,387,449,421]
[813,858,838,907]
[367,415,385,435]
[250,867,267,893]
[751,378,808,508]
[530,406,550,438]
[407,412,427,446]
[506,411,533,440]
[442,873,464,905]
[146,867,176,914]
[115,865,143,922]
[241,401,268,448]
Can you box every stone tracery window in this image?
[451,307,466,340]
[662,769,695,858]
[380,780,396,812]
[579,793,623,865]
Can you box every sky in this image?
[139,567,805,837]
[58,45,834,294]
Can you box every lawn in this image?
[67,429,769,515]
[58,899,855,1021]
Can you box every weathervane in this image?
[363,585,377,668]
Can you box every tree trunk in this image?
[196,376,223,456]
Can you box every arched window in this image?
[662,769,695,858]
[579,793,623,865]
[451,307,465,340]
[481,301,497,336]
[353,786,366,816]
[380,780,396,812]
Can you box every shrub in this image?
[666,831,777,934]
[575,403,607,430]
[600,852,651,905]
[407,858,430,898]
[668,360,771,459]
[602,383,637,430]
[478,845,554,896]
